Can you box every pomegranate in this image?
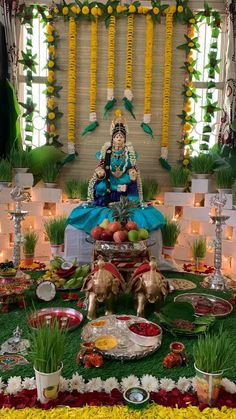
[107,221,122,233]
[125,220,138,231]
[113,230,128,243]
[91,225,104,240]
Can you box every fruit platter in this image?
[174,293,233,317]
[37,257,90,290]
[81,314,162,360]
[0,261,17,278]
[156,301,216,336]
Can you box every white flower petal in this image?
[221,378,236,394]
[121,375,140,392]
[141,374,159,392]
[22,377,36,390]
[6,376,22,395]
[59,377,70,392]
[159,378,175,392]
[104,377,120,393]
[0,377,4,392]
[70,373,85,393]
[177,377,192,393]
[86,377,103,392]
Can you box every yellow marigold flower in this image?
[48,112,56,120]
[169,6,176,13]
[142,7,149,14]
[188,66,194,73]
[183,158,189,166]
[48,60,55,68]
[107,5,113,14]
[122,6,127,11]
[50,123,56,132]
[153,7,160,14]
[82,5,89,15]
[183,122,192,132]
[138,6,143,13]
[185,115,191,121]
[97,7,102,16]
[129,4,136,13]
[184,138,190,144]
[189,18,195,23]
[116,5,122,13]
[62,7,69,15]
[47,15,53,20]
[47,76,54,83]
[188,42,194,47]
[47,86,54,93]
[177,5,184,12]
[188,50,193,57]
[47,24,54,35]
[48,70,54,77]
[47,35,54,43]
[91,7,98,16]
[53,7,59,14]
[186,90,193,97]
[188,31,194,39]
[185,99,192,106]
[188,81,193,87]
[48,45,55,55]
[47,98,54,108]
[187,56,193,64]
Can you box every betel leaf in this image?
[161,301,195,322]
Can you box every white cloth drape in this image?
[218,0,236,146]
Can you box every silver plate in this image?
[81,314,162,360]
[28,307,83,331]
[174,293,233,317]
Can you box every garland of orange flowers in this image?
[159,7,175,170]
[123,14,135,119]
[141,14,154,139]
[67,17,77,155]
[82,17,99,135]
[104,15,117,117]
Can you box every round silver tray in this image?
[174,293,233,317]
[81,314,162,360]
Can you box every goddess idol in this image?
[67,110,164,234]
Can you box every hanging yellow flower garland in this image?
[67,17,77,156]
[104,15,117,117]
[160,7,175,170]
[82,17,99,135]
[141,14,154,139]
[123,14,135,119]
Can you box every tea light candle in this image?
[123,387,149,409]
[227,236,232,240]
[195,202,200,207]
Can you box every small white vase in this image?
[14,168,29,173]
[194,364,222,406]
[172,187,185,192]
[162,245,175,259]
[192,173,212,179]
[51,244,63,257]
[44,182,57,188]
[34,364,62,404]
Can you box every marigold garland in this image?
[160,8,174,171]
[104,15,117,117]
[82,17,99,135]
[141,14,154,139]
[67,16,77,156]
[123,14,135,119]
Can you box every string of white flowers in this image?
[2,374,236,396]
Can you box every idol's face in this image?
[113,132,125,148]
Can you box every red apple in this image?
[126,220,138,231]
[107,221,122,233]
[113,230,128,243]
[100,230,113,241]
[91,225,104,240]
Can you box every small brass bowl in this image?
[123,387,149,409]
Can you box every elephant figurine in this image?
[81,256,126,320]
[127,257,169,317]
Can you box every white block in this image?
[5,248,13,260]
[14,173,34,188]
[179,219,190,233]
[224,210,236,226]
[0,219,14,234]
[157,205,175,219]
[177,232,193,247]
[191,179,215,193]
[173,244,192,261]
[0,234,9,250]
[205,193,232,210]
[64,225,93,264]
[231,257,236,275]
[21,202,43,216]
[0,188,12,204]
[164,192,195,206]
[35,242,51,258]
[205,251,214,266]
[31,187,62,203]
[56,203,79,216]
[199,221,217,236]
[183,207,210,221]
[222,240,235,257]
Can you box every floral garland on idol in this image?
[104,13,117,117]
[67,16,77,159]
[1,374,236,415]
[82,10,100,136]
[123,11,135,119]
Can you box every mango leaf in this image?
[161,301,195,322]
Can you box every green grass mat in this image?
[0,271,235,383]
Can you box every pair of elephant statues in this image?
[81,256,169,320]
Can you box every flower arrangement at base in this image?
[183,262,214,275]
[82,17,99,136]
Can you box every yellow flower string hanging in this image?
[159,7,175,171]
[67,16,77,157]
[104,15,117,117]
[82,16,99,135]
[141,14,154,139]
[123,13,135,119]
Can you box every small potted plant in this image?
[190,153,215,178]
[142,178,159,202]
[169,166,190,192]
[192,237,206,270]
[216,168,235,194]
[193,326,234,406]
[23,231,38,265]
[28,320,65,404]
[64,179,81,202]
[42,163,59,188]
[9,146,31,173]
[77,179,89,201]
[44,216,67,256]
[0,159,12,187]
[161,218,180,258]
